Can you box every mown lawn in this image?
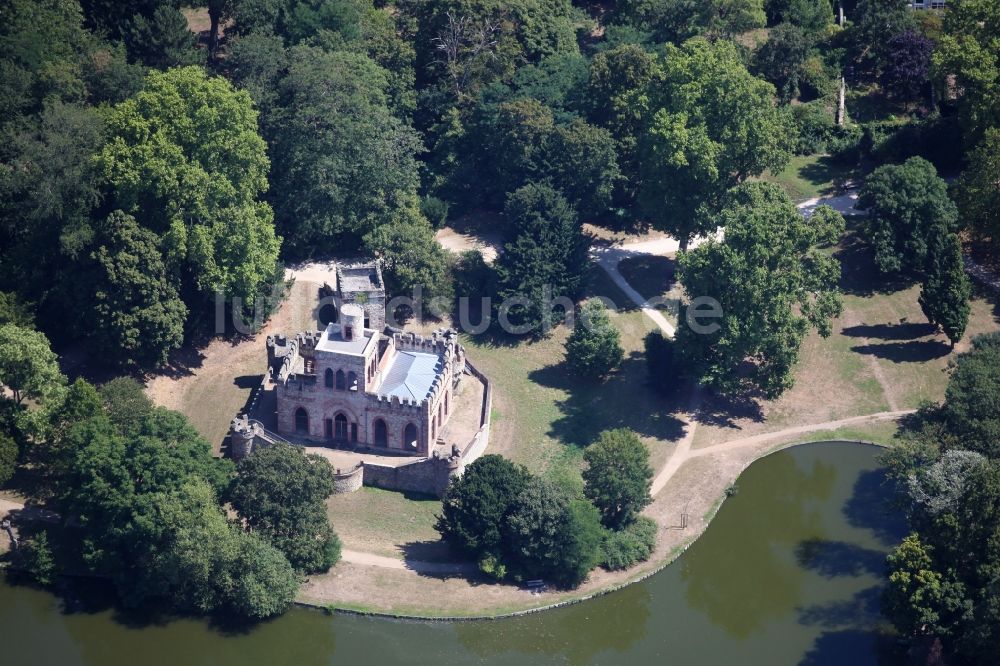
[326,487,447,561]
[760,153,857,202]
[462,265,688,490]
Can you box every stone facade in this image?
[230,258,492,497]
[267,278,466,457]
[318,259,387,333]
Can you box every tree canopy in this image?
[582,429,653,528]
[676,184,844,398]
[228,442,341,574]
[638,38,792,249]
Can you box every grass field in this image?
[463,265,687,491]
[760,154,857,202]
[327,487,447,561]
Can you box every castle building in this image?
[267,265,465,456]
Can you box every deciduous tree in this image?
[582,428,653,528]
[859,157,958,279]
[638,38,792,250]
[228,442,340,574]
[676,186,844,398]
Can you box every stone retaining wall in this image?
[333,464,364,493]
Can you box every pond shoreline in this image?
[297,438,890,622]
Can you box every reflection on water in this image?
[680,453,838,639]
[0,442,906,666]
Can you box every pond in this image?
[0,441,906,666]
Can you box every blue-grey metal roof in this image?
[377,350,443,401]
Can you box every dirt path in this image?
[654,409,913,493]
[340,549,477,575]
[842,310,900,412]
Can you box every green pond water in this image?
[0,441,906,666]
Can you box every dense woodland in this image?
[1,0,1000,649]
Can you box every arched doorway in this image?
[403,423,418,450]
[373,419,388,447]
[294,407,309,434]
[334,413,349,440]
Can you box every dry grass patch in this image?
[327,487,447,562]
[145,279,316,451]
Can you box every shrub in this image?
[565,300,624,379]
[828,123,863,165]
[798,55,836,101]
[19,530,56,586]
[478,552,507,581]
[452,250,496,302]
[600,516,658,571]
[420,195,451,229]
[791,101,836,155]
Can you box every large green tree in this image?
[638,38,792,250]
[676,184,844,398]
[436,454,532,559]
[582,428,653,528]
[859,157,958,279]
[955,128,1000,245]
[616,0,766,43]
[88,211,187,367]
[919,231,971,347]
[503,477,603,588]
[494,183,590,335]
[267,46,423,255]
[932,0,1000,144]
[79,0,201,69]
[228,442,341,574]
[0,325,65,425]
[362,213,455,310]
[939,333,1000,459]
[98,66,281,307]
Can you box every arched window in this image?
[294,407,309,434]
[431,419,436,440]
[403,423,418,450]
[334,413,349,440]
[373,419,388,447]
[335,369,346,390]
[347,371,358,391]
[438,402,443,427]
[445,391,449,415]
[324,368,334,388]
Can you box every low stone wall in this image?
[363,457,458,498]
[333,464,364,493]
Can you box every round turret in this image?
[340,303,365,340]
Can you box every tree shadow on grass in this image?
[692,390,766,430]
[528,352,687,447]
[795,539,887,578]
[850,340,951,364]
[841,322,937,341]
[799,155,855,195]
[834,226,914,298]
[397,541,487,583]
